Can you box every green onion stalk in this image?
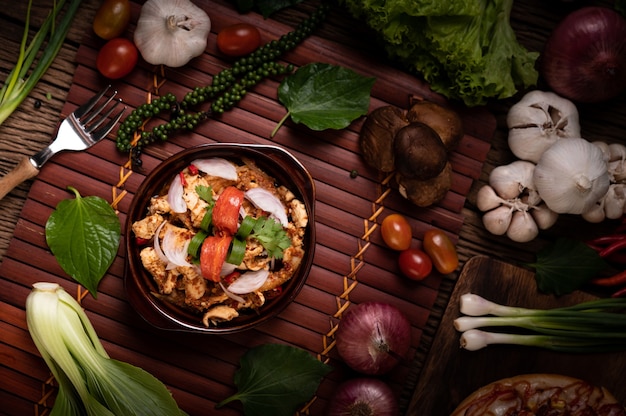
[26,282,187,415]
[455,293,626,353]
[0,0,82,126]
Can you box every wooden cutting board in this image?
[407,255,626,415]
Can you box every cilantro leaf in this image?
[195,185,213,204]
[252,216,291,258]
[45,187,121,297]
[527,238,608,296]
[216,344,332,416]
[272,63,375,137]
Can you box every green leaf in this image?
[45,187,121,298]
[527,238,609,296]
[216,344,331,416]
[273,63,375,136]
[252,217,291,259]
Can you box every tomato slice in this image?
[212,186,244,235]
[423,229,459,274]
[398,248,432,281]
[200,235,232,282]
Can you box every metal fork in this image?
[0,85,125,200]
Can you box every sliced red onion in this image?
[167,174,187,213]
[227,269,270,294]
[153,221,169,264]
[220,262,237,276]
[244,187,289,227]
[192,158,238,180]
[219,281,246,304]
[162,228,192,270]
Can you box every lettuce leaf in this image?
[340,0,538,106]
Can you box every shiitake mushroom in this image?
[359,106,409,172]
[406,101,464,151]
[396,162,453,207]
[393,122,447,180]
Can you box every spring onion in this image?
[26,282,187,415]
[455,293,626,352]
[0,0,82,125]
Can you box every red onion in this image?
[326,378,398,416]
[335,302,411,375]
[541,7,626,103]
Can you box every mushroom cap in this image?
[406,101,464,151]
[359,105,409,172]
[393,122,447,180]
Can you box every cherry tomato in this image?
[423,229,459,274]
[380,214,412,251]
[398,248,432,280]
[93,0,131,40]
[96,38,138,79]
[216,23,262,57]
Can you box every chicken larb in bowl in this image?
[124,143,316,333]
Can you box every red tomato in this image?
[200,235,232,282]
[96,38,138,79]
[93,0,131,40]
[398,248,432,280]
[216,23,262,57]
[380,214,412,251]
[423,229,459,274]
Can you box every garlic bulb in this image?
[488,160,537,200]
[134,0,211,68]
[506,90,581,163]
[534,138,610,214]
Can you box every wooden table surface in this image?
[1,0,625,415]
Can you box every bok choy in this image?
[0,0,82,126]
[26,282,187,415]
[454,293,626,352]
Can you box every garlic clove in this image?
[582,199,606,223]
[506,211,538,243]
[489,160,536,200]
[476,185,503,212]
[608,143,626,162]
[482,205,513,235]
[534,138,610,214]
[604,184,626,220]
[530,204,558,230]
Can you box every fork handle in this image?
[0,156,39,200]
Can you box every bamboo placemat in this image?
[0,1,495,414]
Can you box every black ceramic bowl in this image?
[124,143,316,333]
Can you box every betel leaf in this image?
[45,187,121,298]
[527,238,609,296]
[216,343,332,416]
[272,63,376,137]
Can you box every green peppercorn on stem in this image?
[116,3,330,154]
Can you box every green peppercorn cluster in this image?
[116,3,330,154]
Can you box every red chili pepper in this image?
[587,234,626,247]
[599,239,626,259]
[178,171,187,187]
[188,164,199,176]
[611,286,626,298]
[213,186,244,235]
[591,270,626,287]
[223,271,240,285]
[200,235,232,282]
[135,237,150,246]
